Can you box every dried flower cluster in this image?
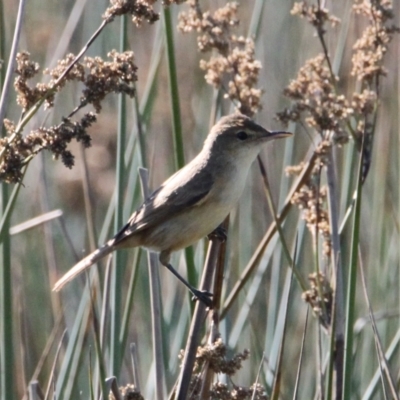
[179,337,267,399]
[15,50,137,114]
[279,0,399,139]
[1,50,138,183]
[103,0,189,26]
[349,0,399,179]
[194,337,249,375]
[103,0,159,26]
[291,2,340,32]
[81,50,137,112]
[288,147,332,258]
[302,272,333,329]
[178,1,262,116]
[277,54,351,144]
[14,52,59,111]
[209,382,268,400]
[277,54,344,261]
[352,0,400,84]
[1,114,96,183]
[178,2,239,55]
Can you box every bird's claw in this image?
[207,226,227,242]
[191,289,213,308]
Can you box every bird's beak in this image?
[265,130,293,139]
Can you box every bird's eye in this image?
[236,131,248,140]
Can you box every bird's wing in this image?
[112,165,214,243]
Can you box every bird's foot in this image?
[190,288,213,308]
[207,226,227,242]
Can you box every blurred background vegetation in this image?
[0,0,399,399]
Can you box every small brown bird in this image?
[54,113,291,305]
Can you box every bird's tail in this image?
[53,243,114,292]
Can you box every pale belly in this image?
[139,201,231,252]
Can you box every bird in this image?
[53,113,291,306]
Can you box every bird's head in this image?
[204,113,292,161]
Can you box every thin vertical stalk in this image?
[325,284,337,400]
[248,0,266,38]
[293,309,309,400]
[270,270,294,400]
[56,288,91,399]
[138,168,165,400]
[0,0,5,89]
[0,1,26,398]
[134,23,163,166]
[38,155,62,323]
[0,187,12,400]
[326,150,344,399]
[118,249,140,356]
[90,290,108,400]
[0,0,26,123]
[110,14,128,376]
[343,140,364,398]
[162,7,184,170]
[80,145,97,252]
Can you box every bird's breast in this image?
[210,161,249,206]
[138,159,252,253]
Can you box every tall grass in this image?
[0,1,399,399]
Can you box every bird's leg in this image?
[207,224,227,242]
[159,251,213,308]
